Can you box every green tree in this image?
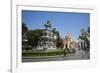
[87,26,90,33]
[52,28,62,49]
[27,29,43,47]
[22,23,30,50]
[22,23,28,35]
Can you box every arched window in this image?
[43,42,46,45]
[81,42,82,46]
[49,33,51,37]
[44,32,47,36]
[49,45,50,48]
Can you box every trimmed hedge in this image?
[22,50,64,57]
[22,49,75,57]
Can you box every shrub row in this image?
[22,50,64,57]
[22,49,75,57]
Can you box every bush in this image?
[22,49,75,57]
[22,50,63,57]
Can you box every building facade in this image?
[63,32,78,49]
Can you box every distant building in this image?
[78,31,90,52]
[22,31,32,51]
[78,39,88,50]
[22,32,28,50]
[63,32,78,49]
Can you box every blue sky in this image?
[22,10,90,40]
